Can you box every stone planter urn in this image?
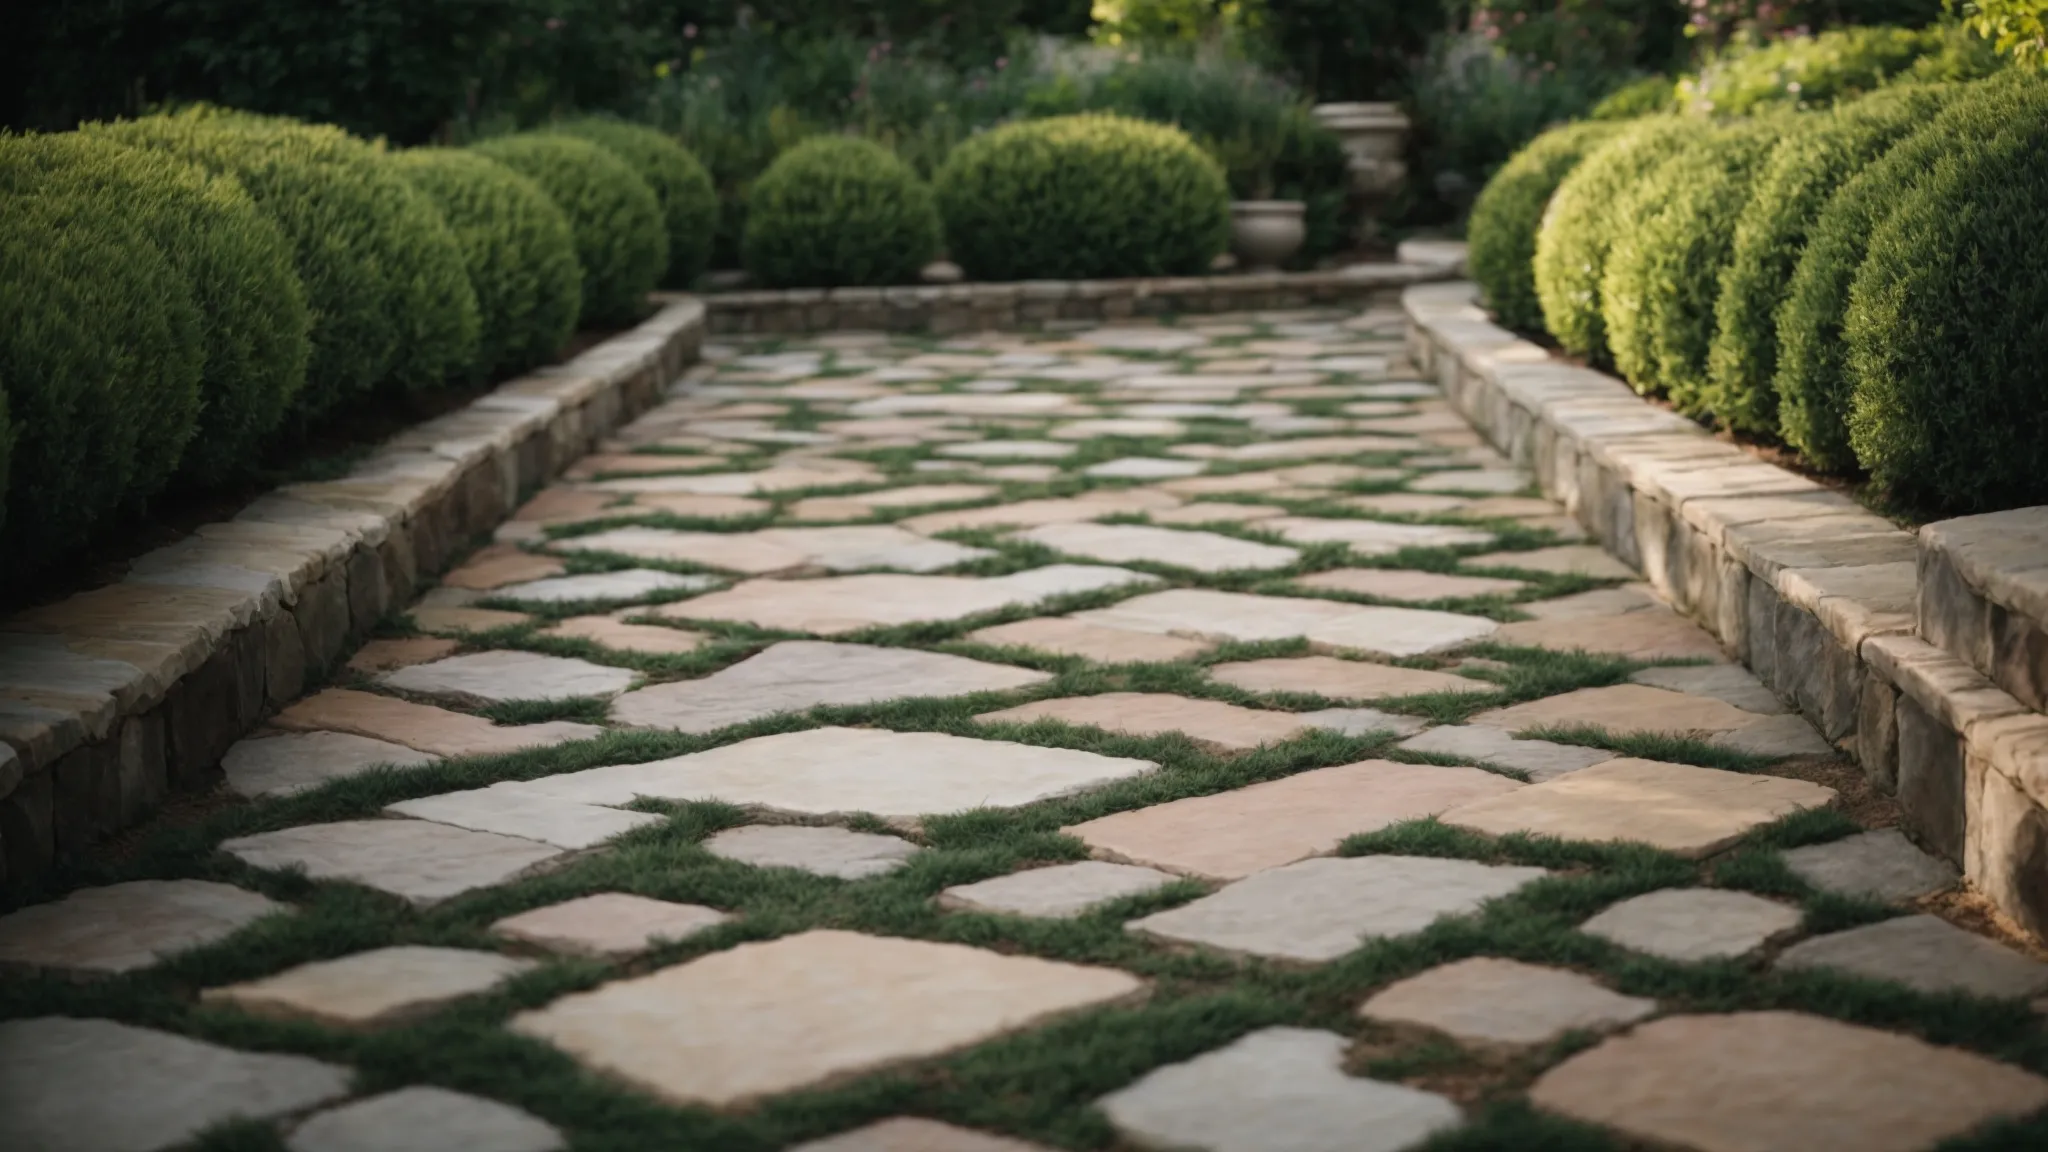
[1229,200,1306,273]
[1312,102,1411,200]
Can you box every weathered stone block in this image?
[1897,695,1965,863]
[117,712,167,826]
[164,646,242,788]
[1747,575,1782,689]
[346,545,387,636]
[295,572,352,674]
[1992,604,2048,715]
[264,609,305,706]
[1858,675,1900,793]
[1918,545,1992,673]
[0,770,54,886]
[52,740,120,855]
[1965,755,2048,939]
[1774,601,1859,741]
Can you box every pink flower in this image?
[995,56,1008,70]
[683,23,697,38]
[545,16,562,30]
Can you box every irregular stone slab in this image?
[1530,1012,2048,1152]
[1493,608,1728,662]
[0,1017,351,1152]
[1296,568,1525,602]
[1408,469,1530,495]
[1580,888,1803,962]
[626,492,770,519]
[0,880,283,978]
[412,605,534,634]
[1396,725,1614,782]
[1192,435,1415,462]
[937,439,1077,460]
[1084,457,1208,480]
[1359,957,1655,1045]
[784,483,996,520]
[791,1119,1052,1152]
[205,946,536,1028]
[221,820,565,906]
[1781,829,1958,904]
[1338,493,1470,516]
[1097,1027,1461,1152]
[490,893,730,959]
[287,1087,563,1152]
[1052,417,1189,440]
[752,525,998,573]
[223,731,440,798]
[1470,684,1762,737]
[900,490,1180,534]
[347,637,460,674]
[1150,502,1289,526]
[380,651,637,705]
[566,451,725,477]
[1013,522,1299,574]
[1296,708,1430,737]
[541,615,708,655]
[510,487,617,525]
[1128,855,1548,963]
[1079,326,1207,352]
[1264,518,1494,555]
[1464,545,1636,578]
[665,566,1156,635]
[1069,761,1521,880]
[1210,656,1495,700]
[1440,758,1834,858]
[1777,914,2048,998]
[586,463,883,495]
[966,617,1212,662]
[510,929,1144,1107]
[509,727,1155,820]
[1074,589,1497,658]
[1709,713,1834,758]
[387,787,661,850]
[272,690,604,758]
[704,824,918,879]
[938,861,1177,918]
[1521,585,1663,620]
[976,692,1308,752]
[441,546,568,591]
[613,641,1047,733]
[489,569,713,605]
[1631,663,1784,714]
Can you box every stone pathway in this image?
[4,307,2045,1152]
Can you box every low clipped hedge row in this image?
[0,109,712,582]
[1472,72,2048,514]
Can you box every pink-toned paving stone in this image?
[1491,607,1729,662]
[1071,588,1497,658]
[204,946,535,1028]
[1359,957,1655,1046]
[1011,522,1300,574]
[660,566,1155,635]
[976,692,1308,752]
[1439,757,1835,858]
[784,483,997,520]
[222,820,567,905]
[440,545,568,591]
[1468,684,1762,737]
[541,615,708,655]
[346,637,460,674]
[965,616,1213,662]
[625,492,771,519]
[508,929,1146,1107]
[1208,655,1496,700]
[270,689,604,758]
[1520,585,1663,620]
[1335,493,1470,516]
[900,490,1181,534]
[1463,545,1636,579]
[490,893,731,960]
[563,453,723,480]
[1529,1012,2048,1152]
[1149,502,1289,526]
[789,1118,1056,1152]
[1295,568,1526,603]
[510,488,616,525]
[412,605,535,634]
[0,879,283,978]
[1064,761,1522,879]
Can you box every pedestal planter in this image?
[1312,102,1411,199]
[1229,201,1307,273]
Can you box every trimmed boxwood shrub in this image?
[473,133,667,328]
[1678,26,1937,117]
[1707,85,1953,437]
[553,118,718,290]
[0,131,311,488]
[742,136,941,289]
[935,114,1231,282]
[1533,116,1706,365]
[1775,77,2048,470]
[1590,76,1676,120]
[0,194,203,568]
[1598,117,1792,408]
[392,149,581,380]
[1467,120,1623,333]
[1845,99,2048,511]
[96,108,479,421]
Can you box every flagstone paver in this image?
[789,1117,1055,1152]
[1262,517,1494,554]
[1096,1027,1462,1152]
[1128,855,1549,963]
[1780,829,1958,903]
[1011,522,1300,573]
[668,566,1157,635]
[205,946,535,1028]
[1520,585,1663,619]
[965,616,1213,662]
[222,731,440,798]
[1630,663,1785,713]
[976,692,1311,752]
[1492,607,1730,661]
[271,690,605,757]
[703,824,920,879]
[286,1087,564,1152]
[540,614,708,654]
[1440,758,1834,857]
[1209,655,1497,700]
[1073,589,1497,657]
[379,651,638,705]
[1529,1012,2048,1152]
[1579,888,1804,962]
[1469,684,1767,737]
[1394,726,1616,781]
[387,787,662,850]
[1067,762,1522,880]
[1294,568,1525,602]
[507,727,1156,820]
[1149,502,1289,525]
[937,439,1077,460]
[347,637,461,673]
[938,861,1179,918]
[1464,545,1637,578]
[1294,707,1429,736]
[490,893,731,959]
[1359,957,1656,1046]
[413,604,535,634]
[488,568,715,604]
[0,880,283,978]
[0,1017,352,1152]
[221,820,566,906]
[510,929,1145,1107]
[900,490,1180,533]
[441,546,568,590]
[1776,915,2048,998]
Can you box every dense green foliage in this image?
[740,136,940,288]
[935,114,1229,281]
[0,387,11,536]
[0,130,310,488]
[1845,88,2048,510]
[1600,117,1791,405]
[1678,26,1940,115]
[552,118,719,288]
[1590,74,1680,118]
[392,149,583,381]
[1533,116,1706,364]
[1467,120,1623,332]
[1706,85,1950,435]
[472,133,667,327]
[97,109,479,421]
[0,193,202,570]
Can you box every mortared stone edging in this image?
[0,296,707,888]
[1403,278,2048,943]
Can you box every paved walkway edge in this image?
[0,296,707,888]
[1404,280,2048,943]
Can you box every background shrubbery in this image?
[742,136,939,288]
[471,133,669,328]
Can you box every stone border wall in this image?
[1403,281,2048,941]
[0,297,706,888]
[706,262,1459,336]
